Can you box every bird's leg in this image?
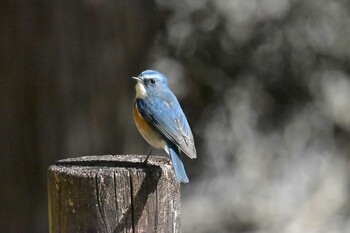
[143,148,154,164]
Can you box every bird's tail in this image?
[167,145,189,183]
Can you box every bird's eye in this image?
[150,78,156,85]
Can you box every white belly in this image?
[137,123,166,149]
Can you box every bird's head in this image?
[132,70,169,98]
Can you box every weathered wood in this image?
[48,155,180,233]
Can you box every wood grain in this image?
[48,155,180,233]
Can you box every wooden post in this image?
[47,155,181,233]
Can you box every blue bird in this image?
[132,70,196,183]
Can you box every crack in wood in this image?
[58,180,61,233]
[112,172,118,232]
[95,173,108,233]
[129,171,135,233]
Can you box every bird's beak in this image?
[132,76,142,82]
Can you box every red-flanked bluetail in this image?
[132,70,196,183]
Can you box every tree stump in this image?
[47,155,180,233]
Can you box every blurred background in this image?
[1,0,350,232]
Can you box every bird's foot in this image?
[142,148,153,165]
[142,154,150,165]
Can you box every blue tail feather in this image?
[168,145,189,183]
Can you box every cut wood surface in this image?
[48,155,180,233]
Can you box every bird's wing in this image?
[136,96,196,159]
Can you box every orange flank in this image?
[133,104,152,132]
[133,103,165,149]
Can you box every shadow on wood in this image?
[48,155,180,233]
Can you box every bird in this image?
[132,70,196,183]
